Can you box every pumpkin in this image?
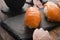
[24,6,41,28]
[44,2,60,22]
[33,28,52,40]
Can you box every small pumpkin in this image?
[44,2,60,22]
[24,6,41,28]
[33,28,52,40]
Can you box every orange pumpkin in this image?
[24,7,41,28]
[44,2,60,22]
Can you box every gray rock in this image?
[0,11,8,22]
